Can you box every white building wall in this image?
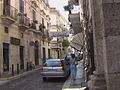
[50,14,56,25]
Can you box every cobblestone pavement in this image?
[0,70,66,90]
[62,60,87,90]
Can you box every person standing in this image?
[69,54,77,80]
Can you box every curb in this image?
[62,77,71,90]
[62,77,86,90]
[0,68,40,81]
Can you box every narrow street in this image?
[0,70,66,90]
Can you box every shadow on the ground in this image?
[43,77,68,83]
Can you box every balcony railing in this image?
[68,0,79,5]
[3,5,18,20]
[18,14,30,26]
[29,20,37,30]
[18,13,30,30]
[42,29,48,39]
[39,24,45,32]
[1,5,18,24]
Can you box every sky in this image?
[49,0,69,21]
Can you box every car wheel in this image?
[43,77,47,81]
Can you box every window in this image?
[4,27,9,33]
[44,61,61,67]
[20,33,24,38]
[42,18,44,25]
[32,10,36,20]
[19,0,24,13]
[47,22,49,29]
[4,0,10,5]
[3,0,10,15]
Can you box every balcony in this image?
[1,5,18,25]
[68,0,79,5]
[69,13,82,34]
[18,13,30,30]
[42,29,48,39]
[29,20,37,30]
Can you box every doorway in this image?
[48,49,50,59]
[42,47,46,63]
[34,46,39,65]
[3,43,9,72]
[20,46,24,70]
[57,50,60,58]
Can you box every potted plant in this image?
[17,12,22,16]
[39,24,45,31]
[33,20,38,24]
[24,13,27,16]
[62,39,70,47]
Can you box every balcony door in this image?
[4,0,10,5]
[19,0,24,13]
[3,0,10,15]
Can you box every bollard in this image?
[17,64,19,74]
[12,64,14,76]
[27,62,29,71]
[30,62,32,70]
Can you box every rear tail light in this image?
[40,66,43,71]
[62,66,64,70]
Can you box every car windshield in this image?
[67,56,71,59]
[44,61,61,67]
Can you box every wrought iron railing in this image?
[18,13,30,27]
[3,5,18,20]
[39,24,45,32]
[42,29,48,38]
[29,20,37,29]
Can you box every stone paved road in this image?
[0,70,66,90]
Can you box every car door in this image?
[65,60,70,74]
[62,60,69,76]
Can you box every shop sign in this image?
[10,37,20,46]
[49,31,69,38]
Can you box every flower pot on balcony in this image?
[33,20,38,24]
[24,13,27,16]
[17,13,21,16]
[29,23,36,29]
[39,24,45,31]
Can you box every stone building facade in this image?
[49,8,69,59]
[79,0,120,90]
[0,0,50,76]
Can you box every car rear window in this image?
[44,61,62,67]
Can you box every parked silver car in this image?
[40,59,70,81]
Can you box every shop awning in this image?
[70,33,83,51]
